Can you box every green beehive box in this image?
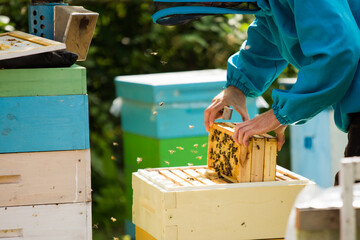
[123,132,209,217]
[0,65,86,97]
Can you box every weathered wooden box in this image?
[132,165,312,240]
[0,202,92,240]
[0,149,91,207]
[208,122,277,183]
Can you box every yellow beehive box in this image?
[208,122,277,183]
[132,165,313,240]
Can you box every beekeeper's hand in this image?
[204,86,250,131]
[232,109,287,151]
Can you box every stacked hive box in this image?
[0,65,92,239]
[114,69,261,237]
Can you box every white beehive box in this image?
[0,202,91,240]
[133,166,313,240]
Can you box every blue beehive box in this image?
[0,95,90,153]
[115,69,260,139]
[279,78,347,188]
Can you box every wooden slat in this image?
[170,169,204,186]
[251,137,265,182]
[263,138,277,181]
[159,170,193,187]
[182,169,216,185]
[239,143,251,183]
[195,168,229,184]
[207,127,215,168]
[276,172,292,181]
[276,168,300,180]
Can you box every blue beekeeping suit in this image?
[153,0,360,132]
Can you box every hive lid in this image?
[114,69,227,103]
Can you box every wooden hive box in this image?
[0,149,91,207]
[114,69,258,139]
[132,165,313,240]
[0,202,92,240]
[208,122,277,183]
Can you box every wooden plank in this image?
[250,137,265,182]
[239,142,252,183]
[132,172,310,240]
[159,170,192,187]
[170,169,205,186]
[0,95,89,153]
[296,207,360,231]
[207,127,215,168]
[0,65,87,97]
[182,169,216,186]
[263,138,277,181]
[54,6,98,61]
[0,31,65,60]
[195,168,229,184]
[0,202,91,240]
[0,149,91,207]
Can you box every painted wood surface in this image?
[120,98,257,139]
[0,31,65,60]
[115,70,259,138]
[115,69,229,104]
[0,65,86,97]
[0,149,91,207]
[123,132,208,217]
[0,95,89,153]
[132,166,313,240]
[290,106,347,188]
[0,202,92,240]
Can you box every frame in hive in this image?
[207,122,277,183]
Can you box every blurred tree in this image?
[1,1,296,239]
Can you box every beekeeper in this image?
[153,1,360,158]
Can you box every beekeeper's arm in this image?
[234,0,360,148]
[205,16,288,149]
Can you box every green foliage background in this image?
[0,1,296,239]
